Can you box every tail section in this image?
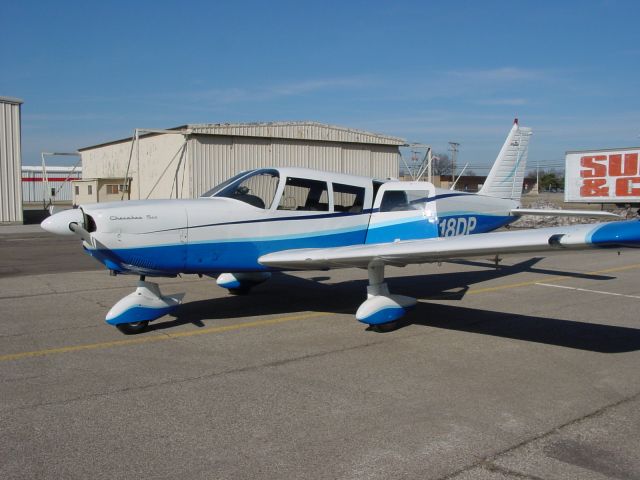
[479,119,532,200]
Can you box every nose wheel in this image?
[116,320,150,335]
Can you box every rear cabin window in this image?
[333,183,365,213]
[278,177,329,211]
[380,190,430,212]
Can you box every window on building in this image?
[74,186,79,195]
[88,185,93,195]
[278,177,329,211]
[106,184,118,195]
[333,183,365,213]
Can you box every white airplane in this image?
[42,120,639,334]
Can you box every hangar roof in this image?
[79,121,406,151]
[187,122,405,146]
[0,96,23,105]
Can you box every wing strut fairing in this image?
[511,208,620,219]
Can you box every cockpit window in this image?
[211,169,279,209]
[200,171,254,197]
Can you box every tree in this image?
[432,153,454,176]
[540,172,563,191]
[526,168,564,191]
[400,152,470,179]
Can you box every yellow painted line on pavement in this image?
[465,262,640,296]
[3,263,640,362]
[0,312,327,362]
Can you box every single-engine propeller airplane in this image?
[42,120,640,334]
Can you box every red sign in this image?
[579,153,640,197]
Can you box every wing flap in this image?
[511,208,620,218]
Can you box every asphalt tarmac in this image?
[1,227,640,479]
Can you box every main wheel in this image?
[369,321,399,333]
[116,320,150,335]
[228,287,251,295]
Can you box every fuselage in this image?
[75,167,519,275]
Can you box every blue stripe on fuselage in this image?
[89,228,367,274]
[85,192,516,274]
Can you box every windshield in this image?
[200,171,255,197]
[211,169,280,209]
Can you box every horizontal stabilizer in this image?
[511,209,621,218]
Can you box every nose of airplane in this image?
[40,208,85,236]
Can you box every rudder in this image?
[479,119,532,200]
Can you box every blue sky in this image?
[2,0,639,173]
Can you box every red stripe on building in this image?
[22,177,76,182]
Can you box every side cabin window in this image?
[210,169,279,209]
[380,189,431,212]
[333,183,365,213]
[278,177,329,211]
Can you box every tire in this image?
[370,321,399,333]
[116,320,150,335]
[228,287,251,295]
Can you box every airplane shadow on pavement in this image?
[152,257,640,354]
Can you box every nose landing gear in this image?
[106,276,184,334]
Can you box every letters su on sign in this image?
[579,153,640,197]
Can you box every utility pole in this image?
[448,142,460,183]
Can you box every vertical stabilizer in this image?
[479,119,532,200]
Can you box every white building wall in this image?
[81,133,188,200]
[0,97,23,223]
[371,146,399,179]
[308,142,341,172]
[80,123,402,200]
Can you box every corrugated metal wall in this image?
[22,167,83,203]
[190,136,400,197]
[0,98,23,223]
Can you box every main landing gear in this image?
[356,262,417,330]
[217,272,271,295]
[106,276,184,334]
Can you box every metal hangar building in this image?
[76,122,405,203]
[0,96,23,224]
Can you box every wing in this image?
[511,208,620,218]
[259,220,640,270]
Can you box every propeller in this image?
[41,208,91,243]
[69,221,92,243]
